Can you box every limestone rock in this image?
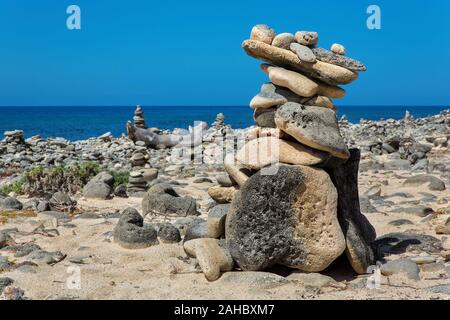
[326,149,377,274]
[271,33,295,49]
[261,64,318,98]
[242,40,358,85]
[224,154,251,187]
[294,31,319,47]
[183,238,234,281]
[235,136,329,169]
[226,164,345,272]
[312,48,366,71]
[208,186,237,204]
[207,204,230,238]
[250,24,275,44]
[245,127,285,141]
[275,103,350,159]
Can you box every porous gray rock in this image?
[0,197,23,211]
[275,103,350,159]
[207,204,230,238]
[157,223,181,243]
[374,232,442,255]
[294,31,319,47]
[226,164,345,272]
[253,107,276,128]
[326,149,377,274]
[113,208,159,249]
[312,48,366,71]
[142,184,198,217]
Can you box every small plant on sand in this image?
[22,162,100,197]
[0,178,26,195]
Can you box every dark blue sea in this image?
[0,106,447,141]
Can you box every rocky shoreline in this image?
[0,24,449,300]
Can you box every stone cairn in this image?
[133,105,147,129]
[204,24,377,279]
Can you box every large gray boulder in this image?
[142,184,198,217]
[83,172,115,200]
[226,164,345,272]
[113,208,158,249]
[0,197,23,211]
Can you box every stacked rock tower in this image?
[224,25,376,275]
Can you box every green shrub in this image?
[22,161,101,197]
[108,170,129,189]
[0,178,26,195]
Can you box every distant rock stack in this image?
[3,130,25,145]
[211,113,225,130]
[207,25,377,277]
[133,105,147,129]
[127,150,159,196]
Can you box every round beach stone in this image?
[294,31,319,47]
[290,43,316,63]
[142,184,198,217]
[261,64,318,98]
[113,208,159,249]
[83,181,111,200]
[226,164,345,272]
[250,24,276,45]
[331,43,346,55]
[235,136,329,170]
[271,32,295,49]
[275,103,350,159]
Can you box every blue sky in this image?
[0,0,449,106]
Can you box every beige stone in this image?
[249,94,287,109]
[261,64,318,98]
[183,239,234,281]
[235,136,328,169]
[242,39,358,85]
[208,186,237,204]
[245,127,285,141]
[271,32,295,49]
[317,82,346,99]
[224,154,251,187]
[331,43,346,55]
[250,24,275,45]
[306,95,336,110]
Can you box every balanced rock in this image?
[271,33,295,49]
[183,239,234,281]
[331,43,346,55]
[261,64,318,98]
[253,107,277,128]
[294,31,319,47]
[326,149,376,274]
[245,127,285,141]
[312,48,366,71]
[224,154,251,187]
[275,103,350,159]
[242,40,358,85]
[113,208,158,249]
[235,136,329,169]
[250,24,275,44]
[290,43,316,63]
[226,164,345,272]
[250,83,335,110]
[133,105,147,129]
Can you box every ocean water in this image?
[0,106,447,141]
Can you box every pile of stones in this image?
[133,105,147,129]
[204,25,377,278]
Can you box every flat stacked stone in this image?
[127,168,158,196]
[214,24,375,277]
[133,105,147,129]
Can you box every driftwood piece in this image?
[127,121,182,148]
[326,148,376,274]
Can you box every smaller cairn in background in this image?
[211,113,225,130]
[133,105,147,129]
[3,130,25,145]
